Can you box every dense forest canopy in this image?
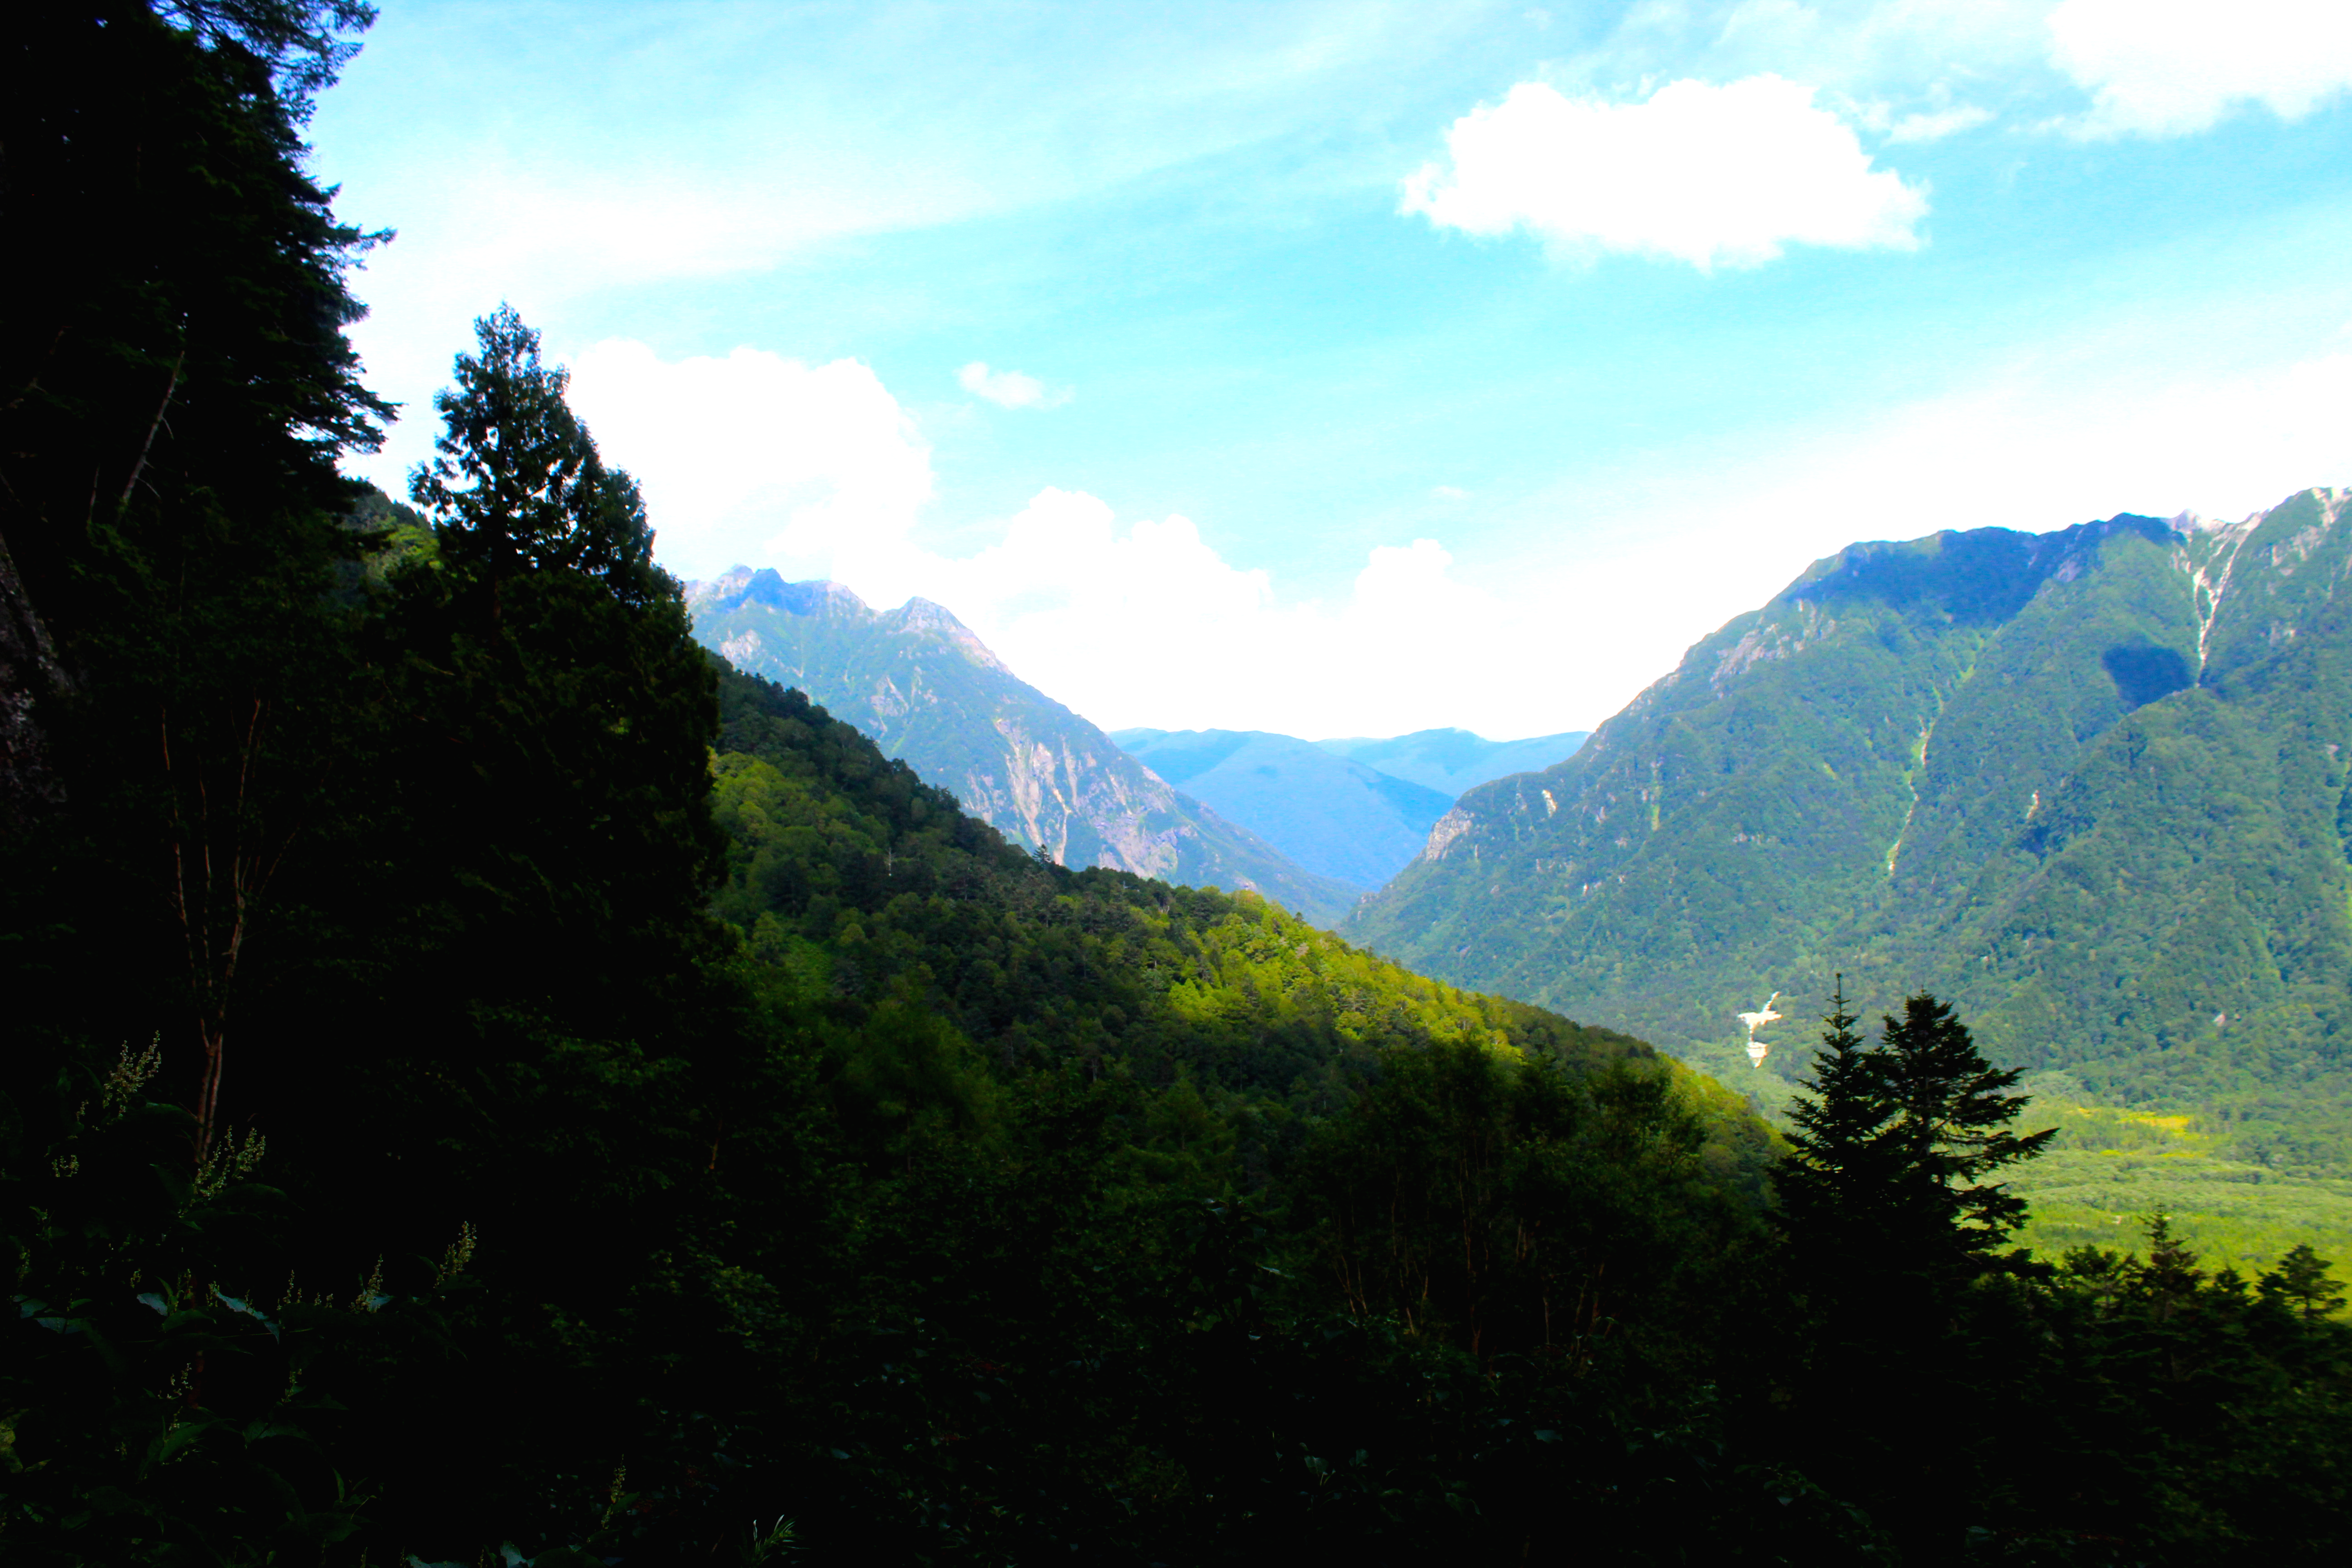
[4,5,2352,1563]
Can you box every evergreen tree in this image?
[410,304,663,605]
[1874,991,2054,1272]
[1776,979,1898,1268]
[1,2,392,1129]
[1773,989,2054,1558]
[2264,1242,2350,1322]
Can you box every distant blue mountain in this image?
[1109,729,1454,891]
[1315,728,1590,799]
[688,568,1358,926]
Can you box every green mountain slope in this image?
[1319,726,1590,798]
[689,566,1357,925]
[1110,726,1455,888]
[1346,489,2352,1176]
[712,663,1767,1164]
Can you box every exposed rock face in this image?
[688,568,1356,925]
[1348,490,2352,1099]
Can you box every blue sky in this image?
[314,0,2352,739]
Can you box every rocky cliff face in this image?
[688,567,1357,925]
[1345,489,2352,1109]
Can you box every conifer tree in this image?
[1776,979,1896,1263]
[411,304,662,605]
[2264,1242,2349,1322]
[1874,991,2054,1272]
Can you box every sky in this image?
[312,0,2352,740]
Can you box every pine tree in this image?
[1,1,392,1135]
[2263,1242,2349,1322]
[410,304,662,606]
[1773,988,2055,1555]
[1775,978,1897,1264]
[1874,991,2054,1272]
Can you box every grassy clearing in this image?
[2007,1101,2352,1275]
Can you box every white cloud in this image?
[1402,76,1928,270]
[1881,103,1993,142]
[565,339,933,583]
[958,361,1073,410]
[2048,0,2352,138]
[559,328,2352,742]
[1476,340,2352,729]
[931,504,1551,739]
[1568,2,2050,139]
[316,0,1508,495]
[559,338,1572,736]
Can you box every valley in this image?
[10,7,2352,1556]
[709,490,2352,1275]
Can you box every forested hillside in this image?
[7,6,2352,1564]
[691,566,1357,923]
[1351,502,2352,1163]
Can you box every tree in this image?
[1775,978,1898,1266]
[1772,989,2053,1557]
[1,0,389,1153]
[1873,991,2055,1271]
[1779,988,2051,1287]
[410,304,663,606]
[2264,1243,2350,1323]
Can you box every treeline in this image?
[5,5,2352,1565]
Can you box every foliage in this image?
[690,568,1361,923]
[1348,498,2352,1187]
[0,1034,485,1565]
[6,14,2352,1561]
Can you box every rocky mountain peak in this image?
[687,567,870,620]
[881,596,1010,673]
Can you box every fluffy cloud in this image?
[1879,103,1993,143]
[559,338,1568,736]
[564,340,932,582]
[1402,76,1927,270]
[926,500,1545,739]
[958,361,1073,410]
[560,329,2352,743]
[2048,0,2352,137]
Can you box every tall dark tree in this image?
[410,303,664,604]
[0,0,390,1146]
[1772,989,2053,1558]
[1779,988,2051,1293]
[1875,992,2055,1267]
[1775,979,1897,1270]
[245,305,755,1558]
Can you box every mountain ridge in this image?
[1347,489,2352,1171]
[1318,726,1590,798]
[688,566,1358,925]
[1109,727,1455,888]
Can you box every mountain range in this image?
[1108,726,1592,890]
[1108,728,1454,889]
[686,567,1359,925]
[1344,487,2352,1178]
[1318,727,1589,798]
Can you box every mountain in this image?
[1318,727,1590,798]
[1345,489,2352,1173]
[1108,727,1455,889]
[687,567,1357,925]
